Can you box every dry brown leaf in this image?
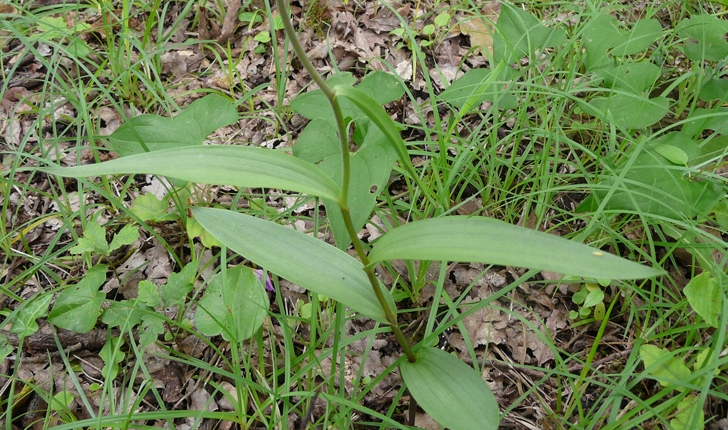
[217,0,241,44]
[462,300,508,347]
[505,322,555,366]
[459,1,500,59]
[459,18,496,59]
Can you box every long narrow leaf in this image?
[40,146,342,203]
[400,347,499,430]
[191,207,392,323]
[368,216,664,280]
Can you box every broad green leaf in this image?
[50,391,75,412]
[36,16,67,40]
[49,264,107,334]
[107,94,238,157]
[70,219,108,255]
[40,145,342,203]
[160,260,198,308]
[712,199,728,231]
[659,223,718,272]
[291,71,404,124]
[254,30,270,43]
[290,73,359,122]
[299,302,312,319]
[676,15,728,62]
[694,348,721,386]
[609,18,663,57]
[100,337,125,380]
[67,38,91,60]
[191,207,393,323]
[195,266,269,342]
[593,301,606,321]
[333,85,438,206]
[326,72,358,87]
[138,280,161,308]
[493,3,566,64]
[581,94,668,129]
[130,193,177,222]
[572,287,589,305]
[139,315,165,348]
[101,300,146,328]
[693,347,721,386]
[0,335,12,362]
[684,271,721,327]
[367,217,664,280]
[598,62,661,93]
[583,14,624,70]
[648,132,700,160]
[639,344,692,390]
[356,71,406,105]
[10,294,52,338]
[108,224,139,254]
[653,144,688,165]
[583,15,662,70]
[682,108,728,136]
[400,347,499,430]
[699,78,728,102]
[583,289,604,308]
[434,12,451,27]
[671,396,705,430]
[438,66,519,113]
[577,136,723,220]
[293,119,397,249]
[186,217,222,248]
[238,11,263,24]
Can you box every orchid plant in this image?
[37,1,668,428]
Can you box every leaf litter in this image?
[0,0,713,428]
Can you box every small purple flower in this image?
[254,269,275,291]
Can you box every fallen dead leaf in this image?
[458,1,500,59]
[459,17,496,59]
[461,298,508,347]
[505,321,555,366]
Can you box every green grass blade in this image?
[39,146,343,202]
[367,217,665,280]
[190,207,390,323]
[400,346,499,430]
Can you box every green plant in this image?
[10,0,728,427]
[390,10,451,48]
[570,279,609,321]
[35,2,667,428]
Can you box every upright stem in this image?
[274,0,416,362]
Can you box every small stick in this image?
[299,388,322,430]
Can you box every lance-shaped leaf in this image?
[40,146,342,203]
[367,216,664,280]
[400,347,499,430]
[190,207,393,323]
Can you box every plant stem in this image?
[274,0,416,363]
